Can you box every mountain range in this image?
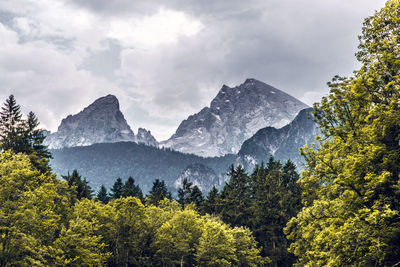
[160,78,308,157]
[47,79,319,193]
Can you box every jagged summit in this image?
[161,78,309,157]
[135,128,159,147]
[45,95,136,149]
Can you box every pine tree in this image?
[25,111,51,159]
[146,179,171,205]
[62,170,93,200]
[110,178,123,199]
[96,185,109,204]
[0,96,51,173]
[203,186,219,215]
[218,165,250,227]
[0,95,24,152]
[177,178,193,208]
[189,185,204,207]
[122,176,143,200]
[248,159,301,267]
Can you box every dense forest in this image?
[50,141,236,193]
[1,1,400,266]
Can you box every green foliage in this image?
[146,179,171,206]
[0,151,70,266]
[189,185,204,207]
[0,95,51,173]
[55,199,109,266]
[285,1,400,265]
[178,178,193,208]
[109,177,123,199]
[62,170,93,201]
[218,165,250,227]
[202,186,219,215]
[214,160,302,266]
[122,176,143,200]
[96,185,109,204]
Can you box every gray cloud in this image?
[0,0,388,140]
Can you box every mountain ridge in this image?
[161,78,309,157]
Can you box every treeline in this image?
[0,95,270,266]
[67,156,302,266]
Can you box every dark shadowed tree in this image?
[96,185,109,204]
[146,179,171,206]
[110,177,123,199]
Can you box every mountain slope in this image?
[236,108,318,170]
[161,78,308,157]
[50,142,235,193]
[45,95,135,149]
[174,163,219,192]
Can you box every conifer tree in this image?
[203,186,219,215]
[96,185,109,204]
[146,179,171,205]
[62,170,92,200]
[218,165,250,227]
[177,178,193,208]
[0,95,24,152]
[122,176,143,200]
[0,96,51,173]
[189,185,204,207]
[110,177,123,199]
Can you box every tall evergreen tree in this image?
[0,95,25,152]
[0,96,51,173]
[25,111,51,159]
[248,159,301,267]
[96,185,109,204]
[122,176,143,200]
[110,178,123,199]
[146,179,171,205]
[177,178,193,208]
[202,186,219,215]
[62,170,93,201]
[189,185,204,208]
[218,165,250,227]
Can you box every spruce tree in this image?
[110,178,123,199]
[177,178,193,208]
[0,95,24,152]
[96,185,109,204]
[146,179,171,205]
[122,176,143,200]
[218,165,250,227]
[189,185,204,207]
[203,186,219,215]
[0,96,51,173]
[62,170,93,200]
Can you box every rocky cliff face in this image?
[161,78,309,157]
[44,95,135,149]
[174,163,219,192]
[135,128,159,147]
[236,108,319,170]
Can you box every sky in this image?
[0,0,387,141]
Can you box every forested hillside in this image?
[50,142,236,192]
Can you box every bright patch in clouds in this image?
[108,9,203,47]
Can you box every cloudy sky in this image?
[0,0,387,140]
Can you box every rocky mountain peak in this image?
[135,128,159,147]
[161,78,309,157]
[45,95,135,149]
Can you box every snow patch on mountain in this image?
[161,78,309,157]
